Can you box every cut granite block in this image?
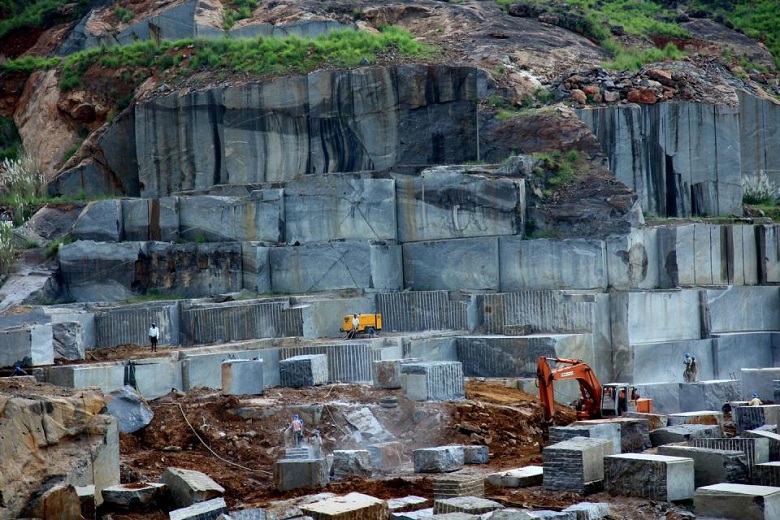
[413,446,464,473]
[279,354,328,388]
[390,508,434,520]
[667,411,723,432]
[330,450,372,480]
[694,483,780,520]
[300,492,387,520]
[649,424,721,447]
[161,467,225,509]
[657,445,748,487]
[401,361,464,401]
[463,445,489,464]
[623,412,667,431]
[561,501,613,520]
[754,462,780,486]
[274,458,329,492]
[367,441,404,471]
[221,359,264,396]
[542,437,612,494]
[735,405,780,433]
[690,437,770,481]
[550,422,621,455]
[432,496,503,515]
[431,473,484,499]
[744,430,780,461]
[679,379,740,413]
[373,359,406,389]
[604,454,694,501]
[486,466,543,488]
[169,498,229,520]
[386,496,428,513]
[572,418,650,453]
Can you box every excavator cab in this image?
[600,383,653,416]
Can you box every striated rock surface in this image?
[0,380,119,518]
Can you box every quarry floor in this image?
[73,343,697,520]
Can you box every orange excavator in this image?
[536,356,652,423]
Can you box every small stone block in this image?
[300,492,387,520]
[274,458,330,492]
[694,483,780,520]
[604,453,694,501]
[367,441,404,471]
[386,496,429,512]
[561,501,613,520]
[373,360,403,389]
[543,437,612,493]
[551,422,621,455]
[161,467,225,509]
[432,496,503,515]
[657,445,748,487]
[101,482,165,510]
[330,450,372,480]
[280,354,329,388]
[649,424,720,447]
[462,445,489,464]
[431,473,485,498]
[390,508,434,520]
[486,466,544,488]
[221,359,264,396]
[169,497,229,520]
[413,446,465,473]
[228,509,267,520]
[401,361,465,401]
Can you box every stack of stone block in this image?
[542,437,613,494]
[401,361,464,401]
[695,483,780,520]
[300,492,387,520]
[604,453,694,501]
[657,445,749,486]
[432,496,503,515]
[413,446,464,473]
[431,474,485,499]
[279,354,328,387]
[690,437,769,481]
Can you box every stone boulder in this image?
[71,199,123,242]
[104,386,154,434]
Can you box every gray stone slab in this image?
[132,360,183,400]
[630,339,714,384]
[390,508,434,519]
[378,291,468,333]
[486,466,543,488]
[270,241,402,293]
[221,359,264,396]
[403,237,499,291]
[47,363,125,393]
[169,497,229,520]
[300,492,388,519]
[59,241,143,302]
[0,323,54,367]
[433,496,503,515]
[396,169,523,243]
[542,437,612,493]
[279,354,328,388]
[367,441,404,471]
[657,445,749,487]
[649,424,721,447]
[706,286,780,333]
[680,379,740,413]
[71,199,122,242]
[550,422,621,455]
[691,437,769,481]
[401,361,464,401]
[745,430,780,461]
[713,333,774,380]
[94,301,180,349]
[755,461,780,486]
[51,321,85,360]
[413,446,464,473]
[463,445,488,464]
[178,194,282,242]
[242,243,271,294]
[386,496,428,512]
[694,483,780,520]
[273,458,329,492]
[181,347,280,390]
[431,473,484,499]
[499,237,607,291]
[162,467,225,509]
[604,453,694,501]
[180,299,301,345]
[633,382,681,415]
[101,482,164,510]
[280,343,378,383]
[605,228,660,290]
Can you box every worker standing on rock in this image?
[749,392,763,406]
[347,314,359,339]
[291,414,304,446]
[310,429,322,458]
[148,322,159,353]
[683,353,698,383]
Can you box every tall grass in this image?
[0,224,17,276]
[743,171,779,205]
[0,151,46,224]
[603,41,685,71]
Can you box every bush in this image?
[0,224,17,275]
[743,171,779,205]
[0,151,45,224]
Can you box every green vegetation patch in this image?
[0,0,89,41]
[0,116,21,161]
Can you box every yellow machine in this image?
[341,314,383,337]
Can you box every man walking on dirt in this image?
[149,322,159,353]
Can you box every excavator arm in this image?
[536,356,603,422]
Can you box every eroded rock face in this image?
[0,381,119,518]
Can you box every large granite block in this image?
[330,450,372,480]
[270,241,402,293]
[242,242,271,294]
[47,363,125,393]
[712,334,773,380]
[285,175,397,243]
[691,437,769,481]
[755,462,780,486]
[667,411,723,431]
[94,301,179,348]
[71,199,122,242]
[542,437,612,493]
[605,228,660,290]
[633,382,680,414]
[745,430,780,461]
[649,424,721,447]
[694,483,780,520]
[376,291,467,332]
[221,359,264,395]
[279,354,328,387]
[161,467,225,509]
[396,169,523,243]
[413,446,464,473]
[705,286,780,334]
[403,237,499,291]
[735,405,780,433]
[401,361,464,401]
[300,492,388,520]
[59,241,143,302]
[657,445,749,487]
[274,458,329,492]
[280,343,378,383]
[178,194,282,242]
[462,445,488,464]
[121,197,179,241]
[604,454,694,501]
[367,441,404,472]
[742,368,780,403]
[499,237,607,291]
[132,360,183,400]
[679,379,740,413]
[0,323,54,367]
[550,422,621,455]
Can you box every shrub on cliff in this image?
[742,170,779,205]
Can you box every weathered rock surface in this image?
[104,385,154,434]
